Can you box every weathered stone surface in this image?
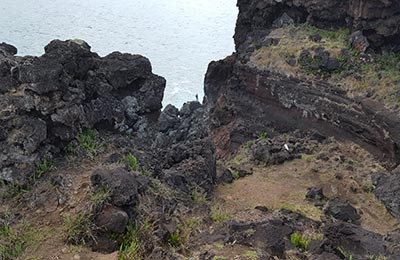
[150,101,216,194]
[373,168,400,220]
[95,204,129,234]
[324,199,360,224]
[323,222,388,258]
[90,168,140,209]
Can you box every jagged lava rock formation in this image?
[0,40,165,183]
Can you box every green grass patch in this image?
[192,187,207,203]
[123,153,138,172]
[64,213,97,245]
[35,157,55,178]
[168,231,183,248]
[290,232,311,252]
[0,221,54,259]
[210,205,230,225]
[243,250,258,260]
[338,247,353,260]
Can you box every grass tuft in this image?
[290,232,311,252]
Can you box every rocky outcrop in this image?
[150,101,216,194]
[219,209,399,260]
[0,40,165,183]
[204,55,400,166]
[373,167,400,220]
[234,0,400,51]
[0,40,217,256]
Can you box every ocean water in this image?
[0,0,237,107]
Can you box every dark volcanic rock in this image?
[226,210,319,257]
[248,135,314,165]
[306,187,325,201]
[373,169,400,220]
[95,204,129,234]
[0,42,17,55]
[0,40,165,183]
[323,222,388,258]
[216,163,234,184]
[325,199,360,224]
[90,168,141,209]
[234,0,400,51]
[149,101,216,194]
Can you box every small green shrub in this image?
[118,223,142,260]
[168,231,183,248]
[245,140,255,149]
[362,183,375,193]
[64,214,96,245]
[211,205,230,225]
[90,187,111,205]
[76,129,102,154]
[258,132,269,140]
[338,247,353,260]
[35,157,55,179]
[243,251,258,260]
[230,170,240,180]
[123,153,138,172]
[290,232,311,252]
[369,255,388,260]
[0,222,24,259]
[212,256,228,260]
[192,188,207,203]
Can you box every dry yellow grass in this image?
[216,141,397,234]
[248,24,400,112]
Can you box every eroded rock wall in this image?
[205,55,400,167]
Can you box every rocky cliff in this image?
[201,0,400,259]
[206,0,400,167]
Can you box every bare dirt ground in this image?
[1,155,119,260]
[216,141,397,235]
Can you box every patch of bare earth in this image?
[1,155,119,260]
[216,141,397,235]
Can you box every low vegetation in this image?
[192,187,207,203]
[168,231,183,248]
[123,153,138,172]
[0,220,54,259]
[290,232,311,252]
[249,23,400,111]
[64,213,97,245]
[34,157,55,180]
[66,128,103,157]
[338,247,353,260]
[210,204,230,225]
[369,255,388,260]
[243,250,259,260]
[118,223,143,260]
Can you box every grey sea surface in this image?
[0,0,237,107]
